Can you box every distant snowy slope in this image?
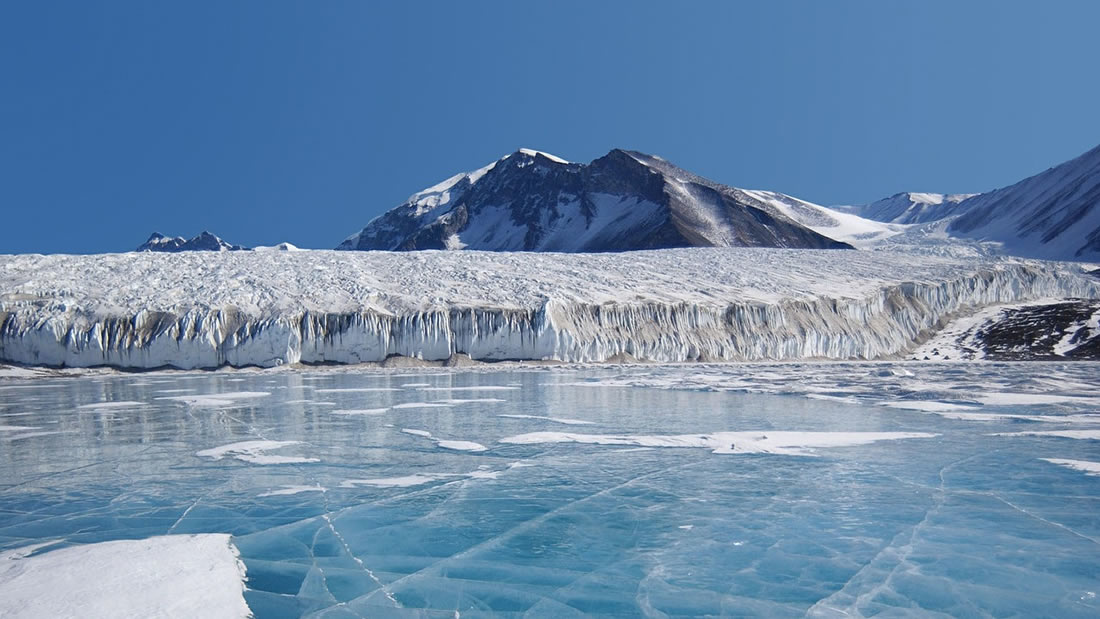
[136,231,248,252]
[338,149,853,252]
[839,192,978,224]
[947,144,1100,261]
[740,190,903,248]
[1,248,1096,368]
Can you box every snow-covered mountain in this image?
[947,144,1100,261]
[136,232,248,252]
[838,192,977,224]
[338,149,855,252]
[832,144,1100,261]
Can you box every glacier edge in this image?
[2,257,1097,369]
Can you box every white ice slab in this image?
[0,534,249,619]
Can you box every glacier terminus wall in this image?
[1,248,1097,369]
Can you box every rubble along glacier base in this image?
[1,248,1097,369]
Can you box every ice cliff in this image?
[1,248,1097,369]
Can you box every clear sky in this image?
[2,1,1098,253]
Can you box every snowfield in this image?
[0,248,1097,369]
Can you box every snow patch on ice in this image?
[1041,458,1100,476]
[157,391,270,407]
[0,534,249,619]
[436,440,488,452]
[418,386,520,392]
[881,401,980,412]
[76,401,145,411]
[977,393,1100,406]
[498,414,594,425]
[315,388,401,393]
[259,484,326,497]
[0,424,40,432]
[499,431,937,456]
[341,474,453,488]
[341,467,499,488]
[993,430,1100,440]
[401,428,487,452]
[196,440,319,464]
[329,408,389,415]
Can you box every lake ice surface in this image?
[1,363,1099,618]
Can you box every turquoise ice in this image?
[1,363,1098,617]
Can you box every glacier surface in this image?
[1,248,1097,369]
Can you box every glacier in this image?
[1,248,1098,370]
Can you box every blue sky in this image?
[2,1,1098,253]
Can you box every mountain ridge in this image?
[136,231,249,253]
[337,148,854,253]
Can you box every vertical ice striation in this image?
[1,249,1097,369]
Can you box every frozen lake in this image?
[2,363,1099,617]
